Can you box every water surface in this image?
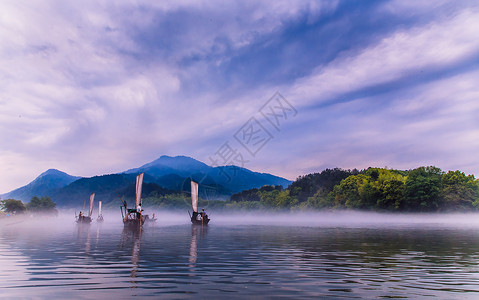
[1,212,479,299]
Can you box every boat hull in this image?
[190,212,210,225]
[76,216,92,224]
[191,218,209,225]
[123,218,144,228]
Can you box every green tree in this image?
[1,199,26,214]
[226,200,263,210]
[330,168,407,211]
[404,166,443,212]
[231,188,260,202]
[367,168,380,181]
[375,169,406,210]
[378,179,405,210]
[289,168,355,203]
[304,187,332,209]
[259,189,297,209]
[276,190,298,208]
[330,174,368,208]
[359,182,381,209]
[441,171,479,210]
[26,196,58,213]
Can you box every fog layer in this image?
[3,210,479,231]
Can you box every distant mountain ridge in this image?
[2,169,81,201]
[1,156,292,207]
[125,155,211,176]
[125,155,290,194]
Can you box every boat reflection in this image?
[121,226,142,285]
[188,225,208,270]
[94,221,103,249]
[76,223,91,254]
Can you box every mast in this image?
[89,193,95,217]
[135,173,144,210]
[191,180,198,213]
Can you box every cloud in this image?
[272,67,479,180]
[230,3,479,179]
[289,7,479,108]
[0,0,478,192]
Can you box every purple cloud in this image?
[0,0,478,193]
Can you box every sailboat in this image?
[77,193,94,223]
[97,201,104,222]
[189,180,210,225]
[121,173,145,228]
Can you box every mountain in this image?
[2,156,292,207]
[207,165,290,193]
[50,173,137,207]
[125,155,291,194]
[49,173,170,207]
[125,155,211,177]
[1,169,81,202]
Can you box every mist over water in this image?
[211,211,479,228]
[5,210,479,228]
[2,211,479,299]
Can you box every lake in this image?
[1,211,479,299]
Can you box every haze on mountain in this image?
[1,155,291,207]
[2,169,81,202]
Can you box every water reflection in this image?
[121,227,142,285]
[189,225,208,268]
[189,226,198,265]
[76,223,91,254]
[2,217,479,298]
[95,222,101,244]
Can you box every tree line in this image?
[2,166,478,213]
[228,166,479,212]
[97,166,479,212]
[0,196,58,215]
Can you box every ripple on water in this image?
[2,222,479,298]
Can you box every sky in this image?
[1,0,479,193]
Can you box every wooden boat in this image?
[97,201,104,223]
[77,193,94,224]
[120,173,145,228]
[144,213,157,224]
[189,180,210,225]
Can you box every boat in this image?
[189,180,210,225]
[77,193,94,224]
[120,173,145,228]
[97,201,104,223]
[144,213,157,224]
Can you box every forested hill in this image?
[229,166,479,212]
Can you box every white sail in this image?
[191,180,198,213]
[135,173,144,209]
[89,193,95,217]
[98,201,102,217]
